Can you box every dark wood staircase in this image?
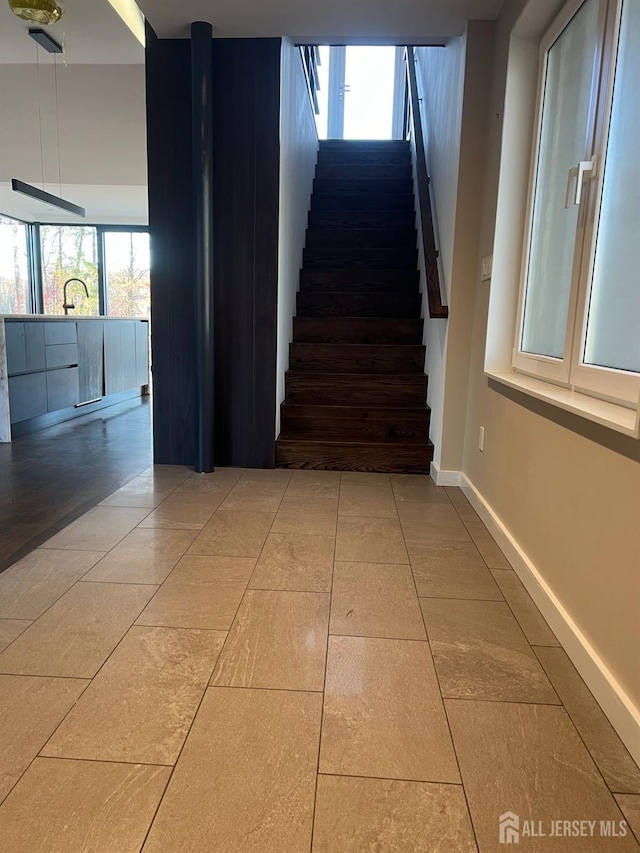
[275,139,433,474]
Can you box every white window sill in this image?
[485,370,639,438]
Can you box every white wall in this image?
[0,64,147,222]
[413,39,466,468]
[414,28,493,473]
[276,39,318,435]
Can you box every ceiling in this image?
[0,0,144,64]
[0,182,148,223]
[137,0,504,41]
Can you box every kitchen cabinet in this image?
[1,317,149,438]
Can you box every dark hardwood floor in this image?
[0,399,153,573]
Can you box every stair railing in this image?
[298,45,321,116]
[404,46,449,319]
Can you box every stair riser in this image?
[297,293,422,318]
[280,407,431,441]
[319,141,410,151]
[293,317,424,345]
[285,374,427,407]
[275,440,433,474]
[301,269,419,287]
[300,279,418,294]
[289,343,426,374]
[303,248,417,270]
[312,195,414,211]
[306,229,417,249]
[318,150,411,165]
[309,211,415,230]
[314,178,412,196]
[315,164,412,181]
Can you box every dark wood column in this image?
[145,24,196,466]
[146,28,281,469]
[191,22,215,473]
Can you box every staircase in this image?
[275,139,433,474]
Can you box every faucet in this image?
[62,278,89,315]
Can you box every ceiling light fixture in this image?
[7,0,63,25]
[28,27,63,52]
[11,179,86,218]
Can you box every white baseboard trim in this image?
[429,462,463,486]
[456,471,640,767]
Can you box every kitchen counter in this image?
[1,316,149,442]
[0,314,149,322]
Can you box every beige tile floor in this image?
[0,466,638,852]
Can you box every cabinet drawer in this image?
[45,343,78,369]
[44,322,77,345]
[46,367,79,412]
[25,322,46,371]
[8,373,47,423]
[4,322,26,375]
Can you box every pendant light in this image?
[11,19,86,218]
[7,0,63,25]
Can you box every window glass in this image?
[521,0,600,358]
[41,225,99,315]
[583,0,640,373]
[104,231,150,318]
[0,216,30,314]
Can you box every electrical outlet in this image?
[481,255,493,282]
[478,426,485,452]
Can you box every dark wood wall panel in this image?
[145,26,197,465]
[146,29,281,468]
[212,39,281,469]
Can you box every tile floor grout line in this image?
[246,587,333,596]
[74,579,162,587]
[308,470,340,853]
[446,492,561,659]
[439,694,563,707]
[0,552,119,660]
[207,683,325,694]
[316,770,467,787]
[27,592,165,773]
[208,482,290,687]
[0,671,91,681]
[400,482,482,853]
[34,753,174,769]
[327,632,428,643]
[0,673,94,809]
[530,645,640,801]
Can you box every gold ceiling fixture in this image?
[7,0,63,25]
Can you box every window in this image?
[515,0,640,408]
[103,230,150,318]
[0,215,30,314]
[40,225,100,315]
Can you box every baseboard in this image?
[429,461,463,486]
[456,471,640,767]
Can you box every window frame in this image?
[512,0,639,409]
[0,212,36,315]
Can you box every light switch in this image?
[481,255,493,282]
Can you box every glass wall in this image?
[0,216,30,314]
[0,221,149,318]
[41,225,100,315]
[104,231,150,318]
